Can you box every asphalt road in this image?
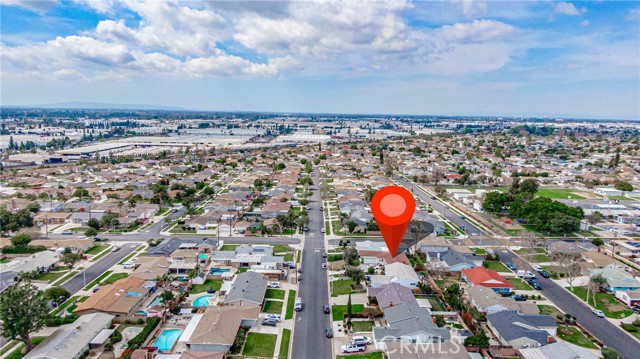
[61,243,139,294]
[291,169,332,359]
[499,250,640,358]
[394,175,485,236]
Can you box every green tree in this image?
[602,347,623,359]
[591,238,604,247]
[345,266,365,287]
[549,212,580,235]
[87,217,100,230]
[482,191,507,214]
[346,220,358,234]
[614,181,633,192]
[84,227,98,237]
[0,281,49,353]
[25,202,40,213]
[11,234,31,247]
[464,329,490,348]
[347,294,352,320]
[43,286,70,304]
[62,252,82,269]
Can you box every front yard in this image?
[351,320,374,332]
[262,300,284,314]
[507,278,533,290]
[331,279,365,297]
[484,261,510,272]
[331,304,364,321]
[557,326,598,349]
[569,286,632,319]
[265,289,286,299]
[242,333,277,358]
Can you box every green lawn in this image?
[69,227,89,232]
[285,289,296,320]
[332,304,365,321]
[0,258,11,264]
[337,352,384,359]
[507,278,533,290]
[85,244,105,255]
[273,245,292,253]
[536,188,587,200]
[474,248,487,255]
[36,271,68,282]
[262,300,284,314]
[569,286,632,319]
[558,326,598,349]
[428,296,446,311]
[190,279,223,294]
[83,270,112,290]
[279,329,291,359]
[237,268,248,273]
[538,305,563,320]
[242,333,277,358]
[331,279,361,296]
[265,289,286,300]
[100,272,128,285]
[484,261,510,272]
[351,321,374,332]
[5,337,45,359]
[284,253,294,262]
[219,244,239,251]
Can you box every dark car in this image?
[94,236,104,241]
[323,305,330,314]
[325,328,333,338]
[262,319,278,327]
[527,279,542,290]
[539,271,551,278]
[632,306,640,314]
[506,263,517,271]
[511,294,527,301]
[322,252,327,258]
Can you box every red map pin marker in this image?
[371,186,416,256]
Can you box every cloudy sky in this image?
[1,0,639,119]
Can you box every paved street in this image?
[394,175,485,235]
[291,169,332,359]
[499,250,640,358]
[61,243,139,294]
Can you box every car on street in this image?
[532,264,542,271]
[262,318,278,327]
[111,246,121,252]
[539,271,551,278]
[62,230,73,235]
[267,282,281,288]
[341,344,365,353]
[322,263,327,269]
[517,270,536,279]
[351,336,373,345]
[294,297,303,311]
[506,263,517,271]
[320,206,324,210]
[303,226,309,231]
[321,228,326,233]
[322,252,327,258]
[298,268,302,274]
[459,215,465,219]
[527,279,542,290]
[323,305,330,314]
[325,328,333,338]
[94,236,104,241]
[592,309,605,318]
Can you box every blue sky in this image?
[1,0,638,119]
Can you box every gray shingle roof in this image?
[373,303,450,342]
[486,311,556,346]
[225,271,267,305]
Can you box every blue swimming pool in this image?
[153,329,182,351]
[148,295,163,308]
[192,295,213,306]
[209,268,231,275]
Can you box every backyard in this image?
[242,333,277,358]
[190,279,223,294]
[331,304,364,321]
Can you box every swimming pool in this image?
[192,295,213,306]
[148,295,163,308]
[209,268,231,275]
[153,329,183,352]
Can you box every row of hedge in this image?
[122,317,161,359]
[1,246,47,254]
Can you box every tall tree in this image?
[0,281,49,353]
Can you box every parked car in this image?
[517,270,536,279]
[93,236,104,241]
[294,297,303,311]
[123,261,135,269]
[632,305,640,314]
[92,286,101,293]
[62,230,73,235]
[325,328,333,338]
[532,264,542,272]
[323,305,330,314]
[459,215,465,219]
[298,268,302,274]
[592,308,605,318]
[262,319,278,327]
[511,294,527,301]
[267,282,281,288]
[322,263,327,269]
[341,344,365,353]
[111,246,121,252]
[539,271,551,278]
[506,263,517,271]
[303,226,309,231]
[527,279,542,290]
[321,228,326,233]
[351,336,373,345]
[265,314,281,322]
[322,252,327,258]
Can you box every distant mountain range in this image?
[5,102,187,111]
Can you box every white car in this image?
[351,336,373,345]
[592,309,605,318]
[341,344,366,353]
[264,314,281,322]
[267,282,281,288]
[321,228,326,233]
[123,261,135,269]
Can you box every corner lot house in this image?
[179,306,260,352]
[486,311,557,348]
[461,267,513,295]
[24,313,114,359]
[590,265,640,293]
[75,277,152,316]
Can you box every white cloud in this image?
[459,0,488,18]
[626,8,640,21]
[580,19,590,27]
[1,0,58,13]
[554,2,586,16]
[438,19,518,42]
[73,0,115,13]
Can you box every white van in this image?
[517,270,536,279]
[294,297,303,311]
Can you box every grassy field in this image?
[331,279,360,296]
[537,188,587,199]
[5,337,45,359]
[558,326,598,349]
[190,279,223,294]
[273,245,292,253]
[428,296,446,311]
[484,261,510,272]
[331,304,364,321]
[284,253,294,262]
[36,270,68,282]
[265,289,286,299]
[351,321,374,332]
[337,352,385,359]
[262,300,284,314]
[219,244,239,251]
[285,289,296,320]
[538,305,563,320]
[101,272,128,285]
[570,287,632,319]
[242,333,277,358]
[507,278,533,290]
[85,244,105,255]
[279,329,291,359]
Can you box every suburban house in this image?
[519,341,599,359]
[382,262,420,289]
[130,257,171,281]
[466,285,539,315]
[180,306,260,352]
[359,251,412,268]
[381,342,471,359]
[224,271,268,307]
[615,290,640,307]
[486,311,557,348]
[75,277,154,316]
[368,282,418,309]
[147,239,218,257]
[589,265,640,293]
[30,238,93,253]
[425,250,484,272]
[373,302,451,344]
[0,251,60,283]
[23,313,115,359]
[461,267,513,295]
[169,249,210,274]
